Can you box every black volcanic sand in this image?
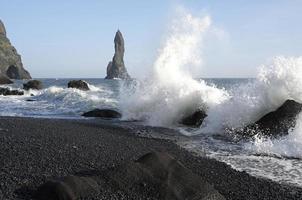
[0,117,302,200]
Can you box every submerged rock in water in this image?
[243,100,302,137]
[0,74,13,84]
[23,80,43,90]
[67,80,89,91]
[180,110,207,127]
[82,109,122,118]
[0,87,23,95]
[35,175,99,200]
[105,30,130,79]
[0,20,31,79]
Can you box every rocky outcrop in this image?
[67,80,89,91]
[0,20,31,79]
[0,74,13,84]
[82,109,122,118]
[35,152,225,200]
[180,110,207,127]
[105,30,130,79]
[0,87,23,96]
[242,100,302,138]
[35,176,99,200]
[23,80,43,90]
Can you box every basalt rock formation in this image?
[35,152,225,200]
[180,110,208,127]
[105,30,130,79]
[82,109,122,118]
[67,80,90,91]
[23,80,43,90]
[0,87,24,96]
[0,73,13,84]
[0,20,31,79]
[241,100,302,138]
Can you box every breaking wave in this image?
[120,11,228,126]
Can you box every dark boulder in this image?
[23,80,43,90]
[109,152,225,200]
[67,80,89,91]
[105,30,130,79]
[180,110,207,127]
[82,109,121,119]
[0,87,23,95]
[243,100,302,137]
[35,175,99,200]
[35,152,225,200]
[0,74,13,84]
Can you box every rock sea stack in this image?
[105,30,130,79]
[0,20,31,79]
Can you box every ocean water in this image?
[1,9,302,187]
[1,77,302,187]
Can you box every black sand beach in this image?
[0,116,302,200]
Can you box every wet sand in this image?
[0,116,301,200]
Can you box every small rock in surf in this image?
[0,87,23,96]
[82,109,122,118]
[67,80,89,91]
[23,80,43,90]
[180,110,207,127]
[242,99,302,137]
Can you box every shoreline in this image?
[0,116,301,199]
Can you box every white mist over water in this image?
[121,11,228,126]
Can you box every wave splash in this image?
[202,56,302,133]
[120,11,228,126]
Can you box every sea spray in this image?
[246,113,302,159]
[120,11,228,126]
[201,56,302,133]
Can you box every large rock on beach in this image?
[243,100,302,137]
[67,80,89,91]
[82,109,122,119]
[35,152,225,200]
[110,152,225,200]
[23,80,43,90]
[105,30,130,79]
[0,87,23,95]
[0,20,31,79]
[35,176,99,200]
[180,110,207,127]
[0,74,13,84]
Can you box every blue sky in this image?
[0,0,301,78]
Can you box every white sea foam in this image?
[246,113,302,159]
[120,10,228,126]
[201,56,302,133]
[0,84,118,117]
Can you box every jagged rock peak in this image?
[105,30,130,79]
[0,20,6,36]
[0,19,31,79]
